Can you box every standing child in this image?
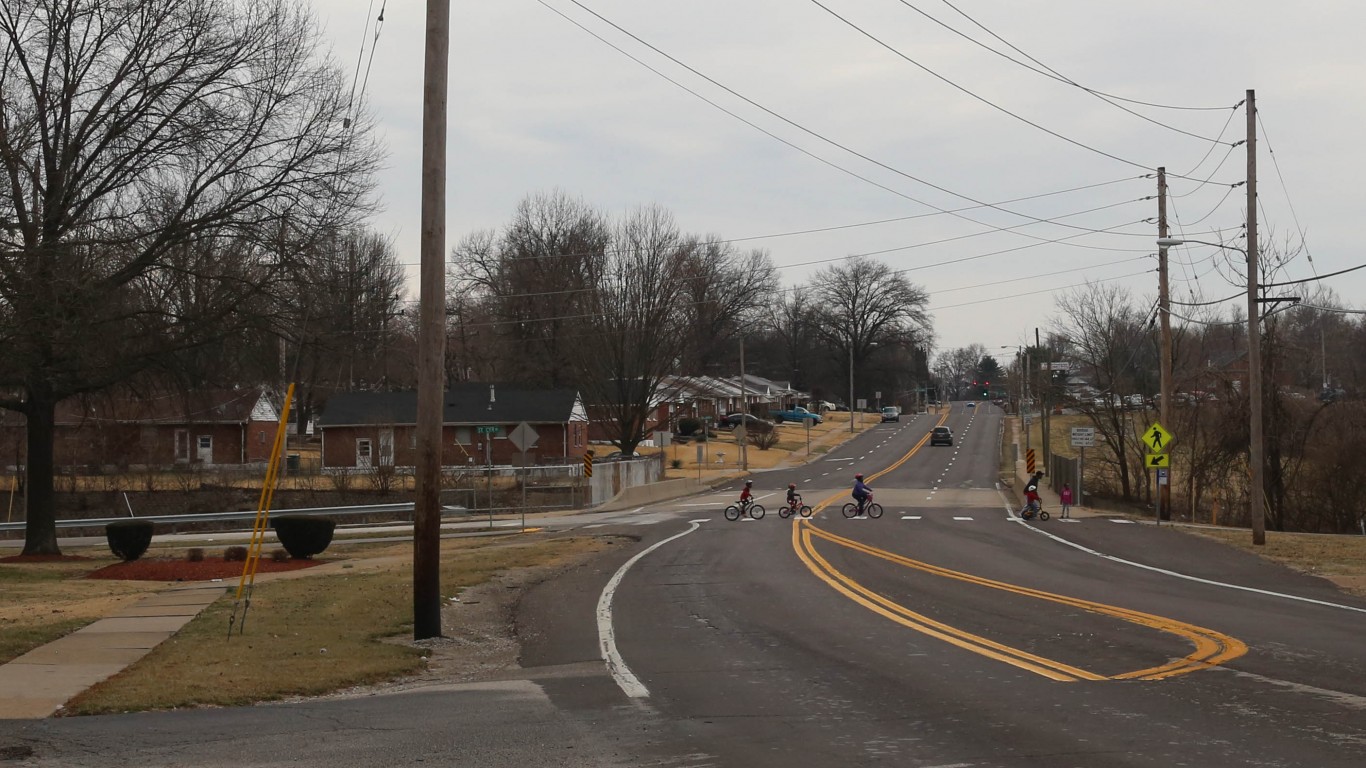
[1060,483,1074,518]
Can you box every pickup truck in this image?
[769,406,822,424]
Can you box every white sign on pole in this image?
[1070,427,1096,448]
[856,398,867,409]
[508,421,539,452]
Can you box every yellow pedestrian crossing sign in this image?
[1146,453,1170,468]
[1143,421,1173,452]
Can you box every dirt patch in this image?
[86,557,322,582]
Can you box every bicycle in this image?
[842,493,883,519]
[778,495,813,519]
[724,498,766,521]
[1019,499,1050,521]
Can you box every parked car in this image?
[880,407,900,423]
[720,413,774,433]
[769,406,822,424]
[930,426,953,446]
[603,450,642,461]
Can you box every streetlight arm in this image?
[1157,236,1246,254]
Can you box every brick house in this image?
[0,388,279,470]
[317,384,589,469]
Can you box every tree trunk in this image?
[22,397,59,556]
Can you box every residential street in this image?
[5,404,1366,767]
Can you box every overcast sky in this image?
[311,1,1365,357]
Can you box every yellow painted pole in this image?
[229,385,294,636]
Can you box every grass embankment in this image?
[50,535,617,715]
[1186,528,1366,598]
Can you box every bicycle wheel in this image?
[778,506,792,519]
[749,504,765,520]
[724,505,741,521]
[799,505,813,518]
[1039,510,1050,521]
[842,502,858,518]
[866,503,884,519]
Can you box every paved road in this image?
[7,403,1366,767]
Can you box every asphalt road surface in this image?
[7,403,1366,767]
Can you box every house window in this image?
[455,426,472,445]
[574,423,583,448]
[410,429,417,449]
[198,436,212,450]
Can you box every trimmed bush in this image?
[270,548,290,563]
[105,520,154,562]
[186,548,205,562]
[223,545,248,562]
[271,516,336,559]
[677,417,702,436]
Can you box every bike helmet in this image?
[744,479,753,486]
[855,473,864,480]
[788,482,796,489]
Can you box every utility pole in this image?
[1024,348,1031,455]
[1037,327,1049,474]
[1157,166,1173,520]
[413,0,449,640]
[739,338,748,471]
[848,337,855,434]
[1246,89,1266,546]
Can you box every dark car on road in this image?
[930,426,953,446]
[880,407,899,422]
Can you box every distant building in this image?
[316,384,589,468]
[0,388,279,470]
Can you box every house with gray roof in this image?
[317,384,589,468]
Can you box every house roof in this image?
[39,389,276,427]
[317,384,585,427]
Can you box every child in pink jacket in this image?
[1060,483,1074,518]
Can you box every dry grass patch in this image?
[1185,527,1366,597]
[0,555,155,664]
[63,534,619,715]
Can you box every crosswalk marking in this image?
[1109,519,1136,524]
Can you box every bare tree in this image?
[0,0,380,554]
[570,206,691,454]
[450,191,607,387]
[811,257,932,405]
[676,239,776,372]
[1053,283,1150,500]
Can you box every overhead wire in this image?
[806,0,1233,182]
[890,0,1236,143]
[934,0,1232,112]
[1258,112,1316,269]
[543,0,1190,239]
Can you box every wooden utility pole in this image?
[1037,327,1049,474]
[413,0,450,639]
[1157,166,1173,519]
[739,338,748,471]
[1246,89,1266,546]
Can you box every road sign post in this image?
[1142,421,1175,522]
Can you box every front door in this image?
[196,435,213,465]
[378,429,394,467]
[174,429,189,464]
[356,438,373,468]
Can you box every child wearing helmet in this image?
[786,482,799,508]
[852,473,871,512]
[738,479,754,508]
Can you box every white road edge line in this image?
[991,484,1366,615]
[597,520,706,698]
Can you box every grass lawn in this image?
[62,535,618,715]
[0,553,156,665]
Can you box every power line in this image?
[934,0,1233,112]
[1258,112,1316,269]
[931,269,1154,310]
[891,0,1237,142]
[544,0,1193,239]
[806,0,1233,181]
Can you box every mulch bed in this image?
[86,557,322,582]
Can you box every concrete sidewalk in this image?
[0,585,226,719]
[1005,414,1105,520]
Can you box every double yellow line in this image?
[793,406,1247,681]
